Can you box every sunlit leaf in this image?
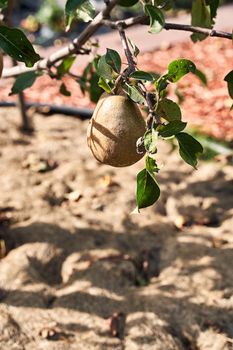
[144,4,165,34]
[96,55,113,80]
[0,26,40,67]
[106,48,121,74]
[126,84,146,104]
[144,128,158,154]
[158,121,187,138]
[136,169,160,209]
[10,72,37,95]
[176,132,203,169]
[167,59,196,82]
[146,155,159,173]
[130,70,154,81]
[98,77,112,93]
[65,0,95,30]
[191,0,212,42]
[157,98,182,121]
[57,56,76,77]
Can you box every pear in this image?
[87,93,146,167]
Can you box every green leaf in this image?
[144,4,165,34]
[153,0,173,10]
[157,98,182,121]
[191,0,212,42]
[66,0,83,13]
[0,0,8,9]
[176,132,203,169]
[89,72,102,103]
[128,38,140,57]
[155,76,168,96]
[130,70,154,81]
[65,0,95,30]
[146,155,159,173]
[150,72,161,81]
[10,72,37,95]
[60,82,71,96]
[194,68,207,85]
[144,129,158,154]
[77,62,91,94]
[136,169,160,209]
[167,59,196,82]
[76,0,95,22]
[119,0,138,7]
[0,26,40,67]
[57,56,76,77]
[158,121,187,138]
[224,70,233,99]
[126,84,146,104]
[105,48,121,74]
[96,55,113,81]
[206,0,219,19]
[98,77,112,94]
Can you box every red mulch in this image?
[0,36,232,141]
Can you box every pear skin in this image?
[87,93,146,167]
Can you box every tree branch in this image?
[2,8,232,79]
[118,24,136,74]
[164,23,232,40]
[102,16,232,40]
[2,0,120,79]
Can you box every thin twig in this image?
[112,24,136,94]
[102,17,232,40]
[118,24,136,75]
[164,22,232,39]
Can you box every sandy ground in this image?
[0,108,232,349]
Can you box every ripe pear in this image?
[87,93,146,167]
